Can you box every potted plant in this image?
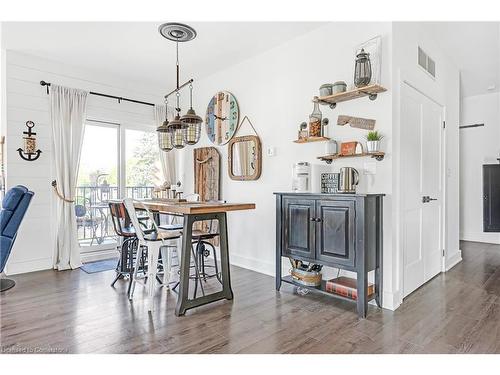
[365,131,383,153]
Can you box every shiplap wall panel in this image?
[4,51,163,275]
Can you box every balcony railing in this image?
[76,185,154,246]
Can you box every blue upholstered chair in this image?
[0,185,34,292]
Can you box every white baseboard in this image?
[460,232,500,245]
[382,290,402,311]
[446,249,462,271]
[81,249,119,263]
[229,253,274,277]
[5,257,53,275]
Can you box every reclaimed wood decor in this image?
[337,115,376,130]
[194,147,221,201]
[194,147,221,245]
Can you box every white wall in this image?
[460,92,500,244]
[179,22,398,309]
[3,51,164,275]
[392,23,461,306]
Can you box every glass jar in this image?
[309,101,322,137]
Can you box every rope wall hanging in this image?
[234,115,260,138]
[195,156,213,164]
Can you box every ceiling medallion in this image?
[156,22,202,152]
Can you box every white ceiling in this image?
[1,22,325,91]
[427,22,500,97]
[3,22,498,98]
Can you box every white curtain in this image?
[50,85,89,270]
[154,104,177,186]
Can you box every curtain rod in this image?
[459,123,484,129]
[40,81,155,107]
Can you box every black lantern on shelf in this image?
[354,48,372,88]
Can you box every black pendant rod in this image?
[40,80,155,107]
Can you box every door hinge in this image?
[443,121,446,129]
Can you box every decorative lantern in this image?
[169,114,187,149]
[157,118,174,152]
[354,48,372,88]
[181,84,203,145]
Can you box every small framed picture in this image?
[355,35,382,86]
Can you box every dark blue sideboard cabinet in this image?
[274,192,384,318]
[483,164,500,232]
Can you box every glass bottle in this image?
[309,101,322,138]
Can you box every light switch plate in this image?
[364,161,377,175]
[267,147,276,157]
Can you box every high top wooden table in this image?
[135,200,255,316]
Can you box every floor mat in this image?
[80,259,118,274]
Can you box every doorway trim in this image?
[396,75,447,304]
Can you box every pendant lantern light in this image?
[156,22,200,152]
[181,84,203,145]
[157,103,174,151]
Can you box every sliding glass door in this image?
[77,121,120,251]
[76,122,162,253]
[124,128,162,200]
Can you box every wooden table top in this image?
[134,199,256,215]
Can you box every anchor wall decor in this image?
[17,121,42,161]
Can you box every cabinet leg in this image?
[276,257,282,291]
[375,267,382,308]
[356,272,368,318]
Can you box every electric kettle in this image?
[338,167,359,193]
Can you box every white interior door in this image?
[401,82,444,298]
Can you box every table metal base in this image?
[175,212,233,316]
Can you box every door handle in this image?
[422,196,438,203]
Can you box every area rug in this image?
[80,259,118,274]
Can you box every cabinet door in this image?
[282,198,316,260]
[484,165,500,232]
[315,199,356,267]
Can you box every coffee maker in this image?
[338,167,359,193]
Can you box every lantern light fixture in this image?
[181,83,203,145]
[156,22,200,152]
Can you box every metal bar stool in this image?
[123,199,181,311]
[163,194,222,299]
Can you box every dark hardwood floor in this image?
[1,240,499,354]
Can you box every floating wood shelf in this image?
[318,151,385,164]
[314,84,387,109]
[293,136,330,144]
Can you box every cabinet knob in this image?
[316,218,322,222]
[310,218,317,222]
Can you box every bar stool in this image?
[164,194,222,298]
[108,201,150,297]
[123,198,181,312]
